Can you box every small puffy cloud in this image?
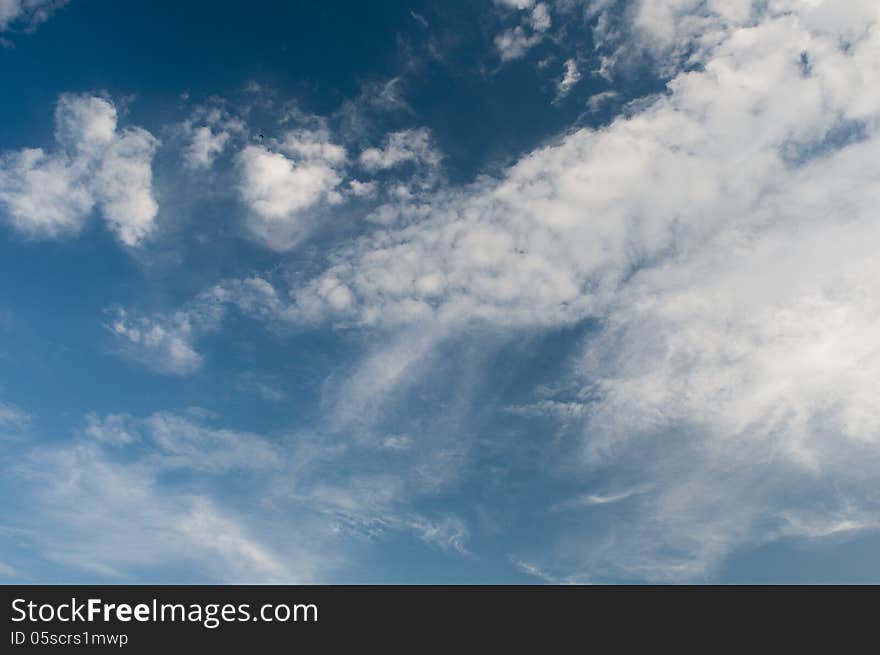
[495,26,544,61]
[529,2,551,31]
[555,58,582,100]
[108,277,284,375]
[237,130,346,251]
[0,93,159,246]
[494,1,551,61]
[184,126,229,169]
[356,128,443,226]
[586,90,618,113]
[108,307,206,376]
[0,0,68,32]
[358,128,440,172]
[180,106,245,169]
[84,412,139,445]
[348,179,377,198]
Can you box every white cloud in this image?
[85,410,283,472]
[0,94,159,246]
[495,26,544,61]
[4,409,334,582]
[107,276,282,375]
[407,515,470,554]
[494,2,552,61]
[237,130,346,251]
[0,0,68,32]
[184,126,229,168]
[359,128,440,172]
[555,58,582,100]
[180,105,245,169]
[12,441,306,582]
[84,412,138,445]
[6,405,470,581]
[529,2,551,32]
[109,307,206,376]
[586,90,618,112]
[348,179,377,197]
[286,0,880,580]
[495,0,536,9]
[60,0,880,583]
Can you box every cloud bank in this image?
[285,0,880,580]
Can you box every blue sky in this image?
[2,0,880,583]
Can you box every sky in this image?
[1,0,880,584]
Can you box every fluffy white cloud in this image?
[186,126,228,168]
[109,307,206,376]
[295,3,880,328]
[494,2,552,61]
[495,27,543,62]
[179,105,245,169]
[288,0,880,580]
[237,130,346,251]
[74,0,880,582]
[0,94,159,246]
[529,2,551,31]
[358,128,440,172]
[0,0,67,31]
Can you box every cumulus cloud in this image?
[495,28,542,62]
[180,106,244,169]
[494,2,552,61]
[236,130,346,251]
[0,94,159,246]
[0,0,68,32]
[358,128,440,172]
[232,120,442,249]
